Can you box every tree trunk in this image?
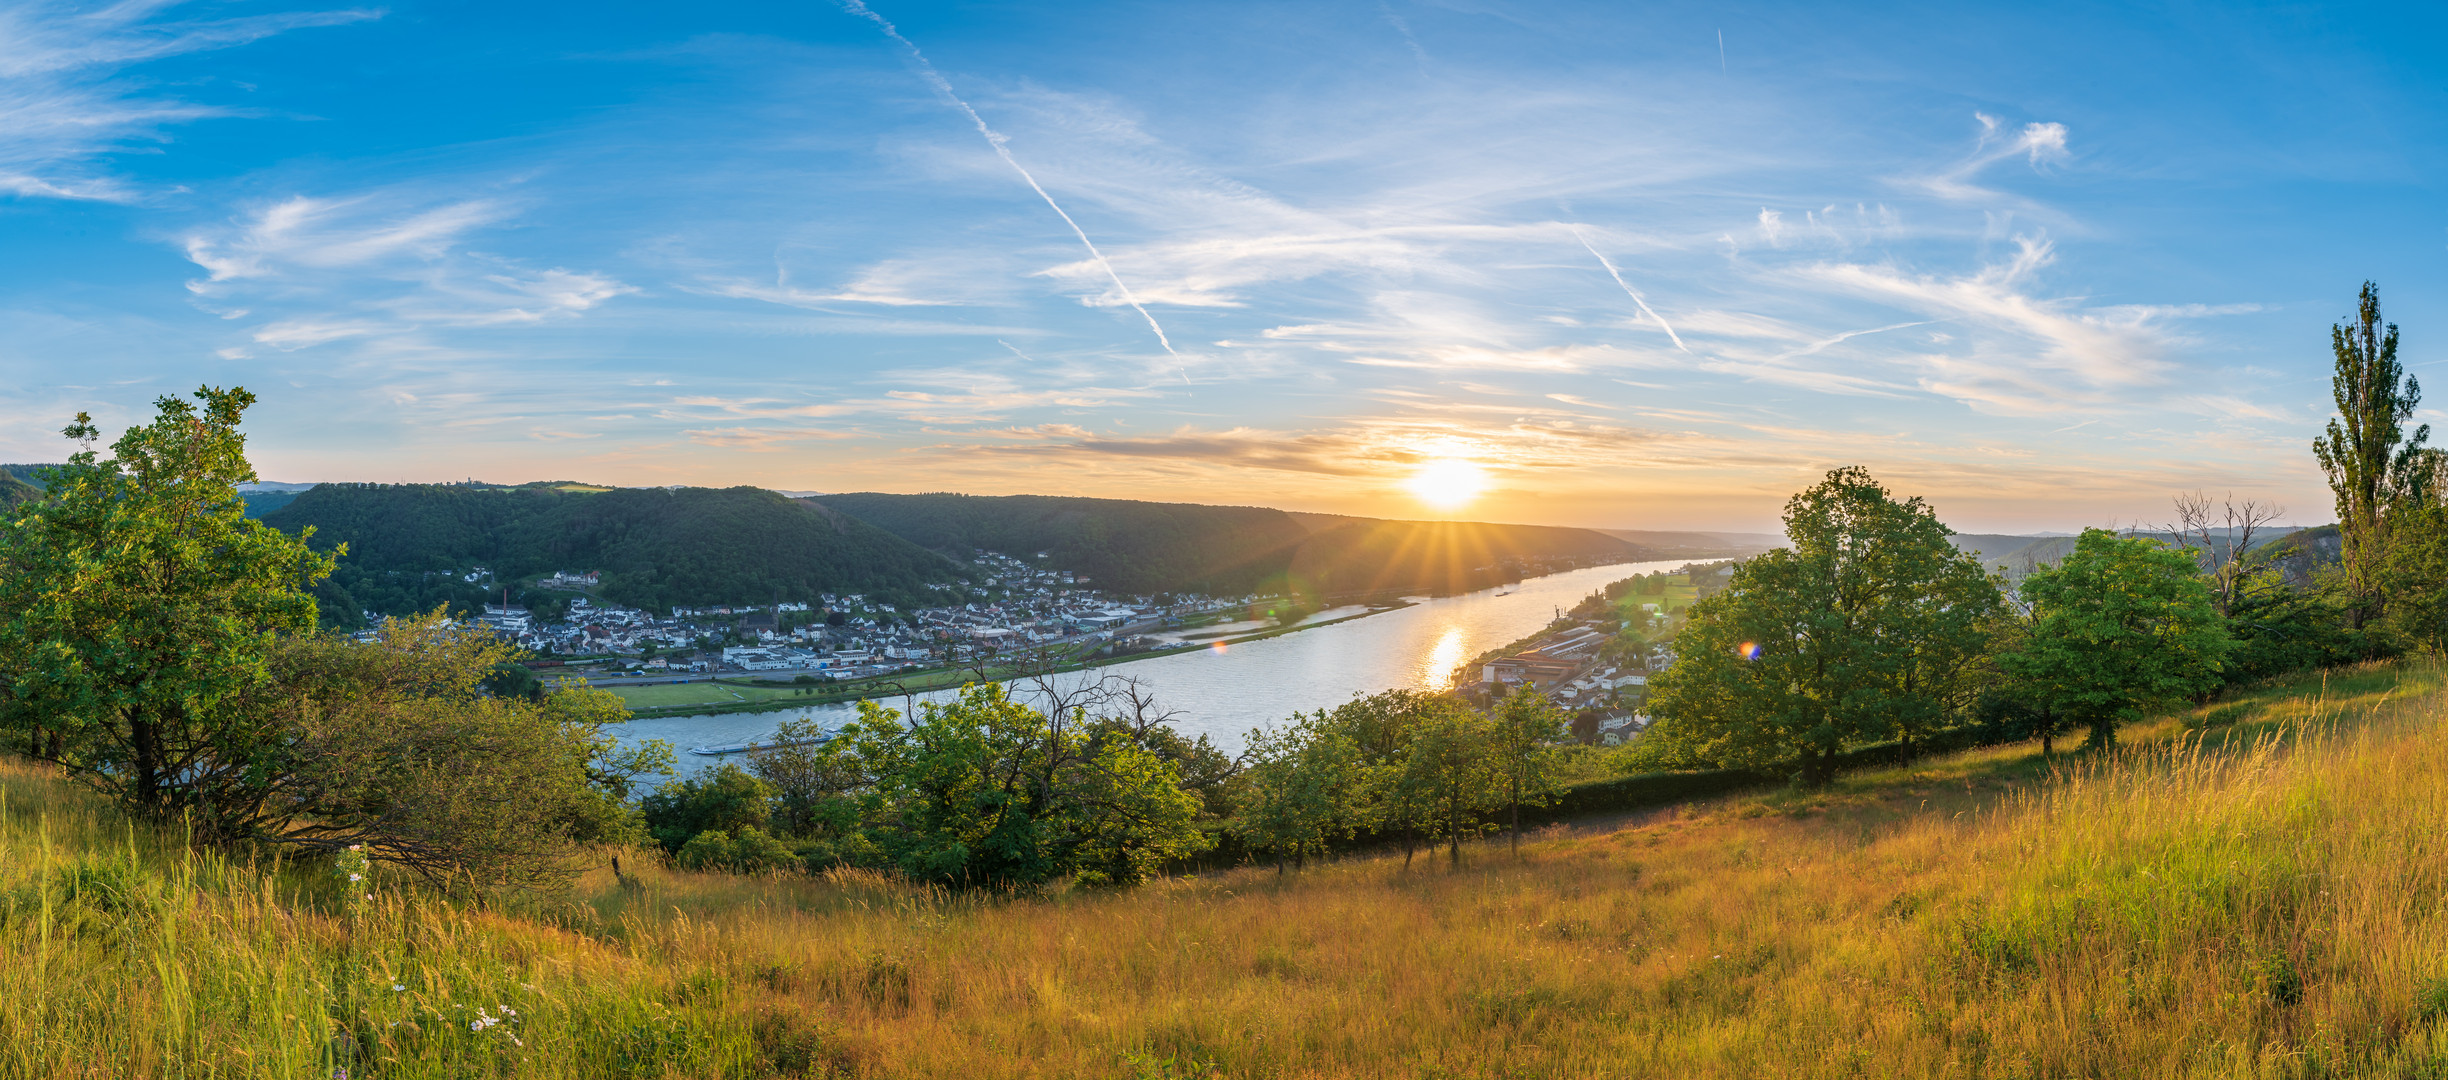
[2088,717,2117,751]
[131,715,163,810]
[1510,792,1521,858]
[1800,747,1831,788]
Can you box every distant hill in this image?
[0,466,46,511]
[815,492,1656,598]
[1592,529,1783,558]
[262,484,966,625]
[1951,527,2329,580]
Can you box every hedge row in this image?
[1521,720,2030,828]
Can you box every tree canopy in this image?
[0,388,337,818]
[1998,529,2233,748]
[1642,467,2005,784]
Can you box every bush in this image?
[675,827,803,874]
[641,765,774,854]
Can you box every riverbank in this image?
[608,599,1415,718]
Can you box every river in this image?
[609,559,1690,775]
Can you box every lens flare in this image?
[1737,641,1761,660]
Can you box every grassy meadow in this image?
[11,660,2448,1077]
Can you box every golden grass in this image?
[10,660,2448,1077]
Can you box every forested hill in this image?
[261,484,963,622]
[814,492,1657,598]
[0,466,47,511]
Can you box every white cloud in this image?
[1916,113,2072,202]
[0,2,377,203]
[182,191,635,341]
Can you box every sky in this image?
[1,0,2443,532]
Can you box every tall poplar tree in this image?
[2312,282,2432,629]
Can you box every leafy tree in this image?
[1057,733,1210,887]
[1390,706,1503,865]
[1643,467,2005,785]
[747,718,869,842]
[1235,717,1377,870]
[840,684,1205,889]
[2000,529,2234,749]
[2382,501,2448,655]
[248,612,668,890]
[2312,282,2434,631]
[0,388,337,820]
[1487,687,1569,855]
[483,661,544,701]
[640,765,775,854]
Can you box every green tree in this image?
[2000,529,2234,749]
[1391,706,1503,865]
[1235,717,1377,871]
[747,718,868,842]
[1643,467,2005,785]
[841,684,1205,889]
[2313,282,2433,631]
[2382,501,2448,655]
[0,388,337,822]
[251,613,667,890]
[1487,687,1568,855]
[640,765,775,854]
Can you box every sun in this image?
[1405,455,1489,511]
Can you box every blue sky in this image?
[2,0,2442,531]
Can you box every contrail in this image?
[1717,29,1726,75]
[839,1,1188,382]
[1571,226,1689,353]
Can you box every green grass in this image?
[17,659,2448,1076]
[603,682,753,709]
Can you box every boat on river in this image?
[686,734,829,757]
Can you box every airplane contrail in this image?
[1571,226,1689,353]
[839,1,1187,382]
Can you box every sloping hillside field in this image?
[6,661,2448,1076]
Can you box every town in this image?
[407,550,1269,686]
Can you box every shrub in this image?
[641,765,774,854]
[675,827,802,874]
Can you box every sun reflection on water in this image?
[1418,624,1467,691]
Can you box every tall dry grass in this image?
[8,660,2448,1077]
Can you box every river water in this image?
[609,559,1688,775]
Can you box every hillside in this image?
[0,468,41,511]
[1954,527,2331,579]
[817,491,1656,597]
[1594,527,1784,557]
[261,483,964,621]
[6,660,2443,1076]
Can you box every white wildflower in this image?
[469,1021,482,1033]
[391,984,404,992]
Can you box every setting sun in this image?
[1405,456,1489,510]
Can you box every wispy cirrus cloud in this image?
[0,1,376,202]
[182,191,635,354]
[1913,112,2071,202]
